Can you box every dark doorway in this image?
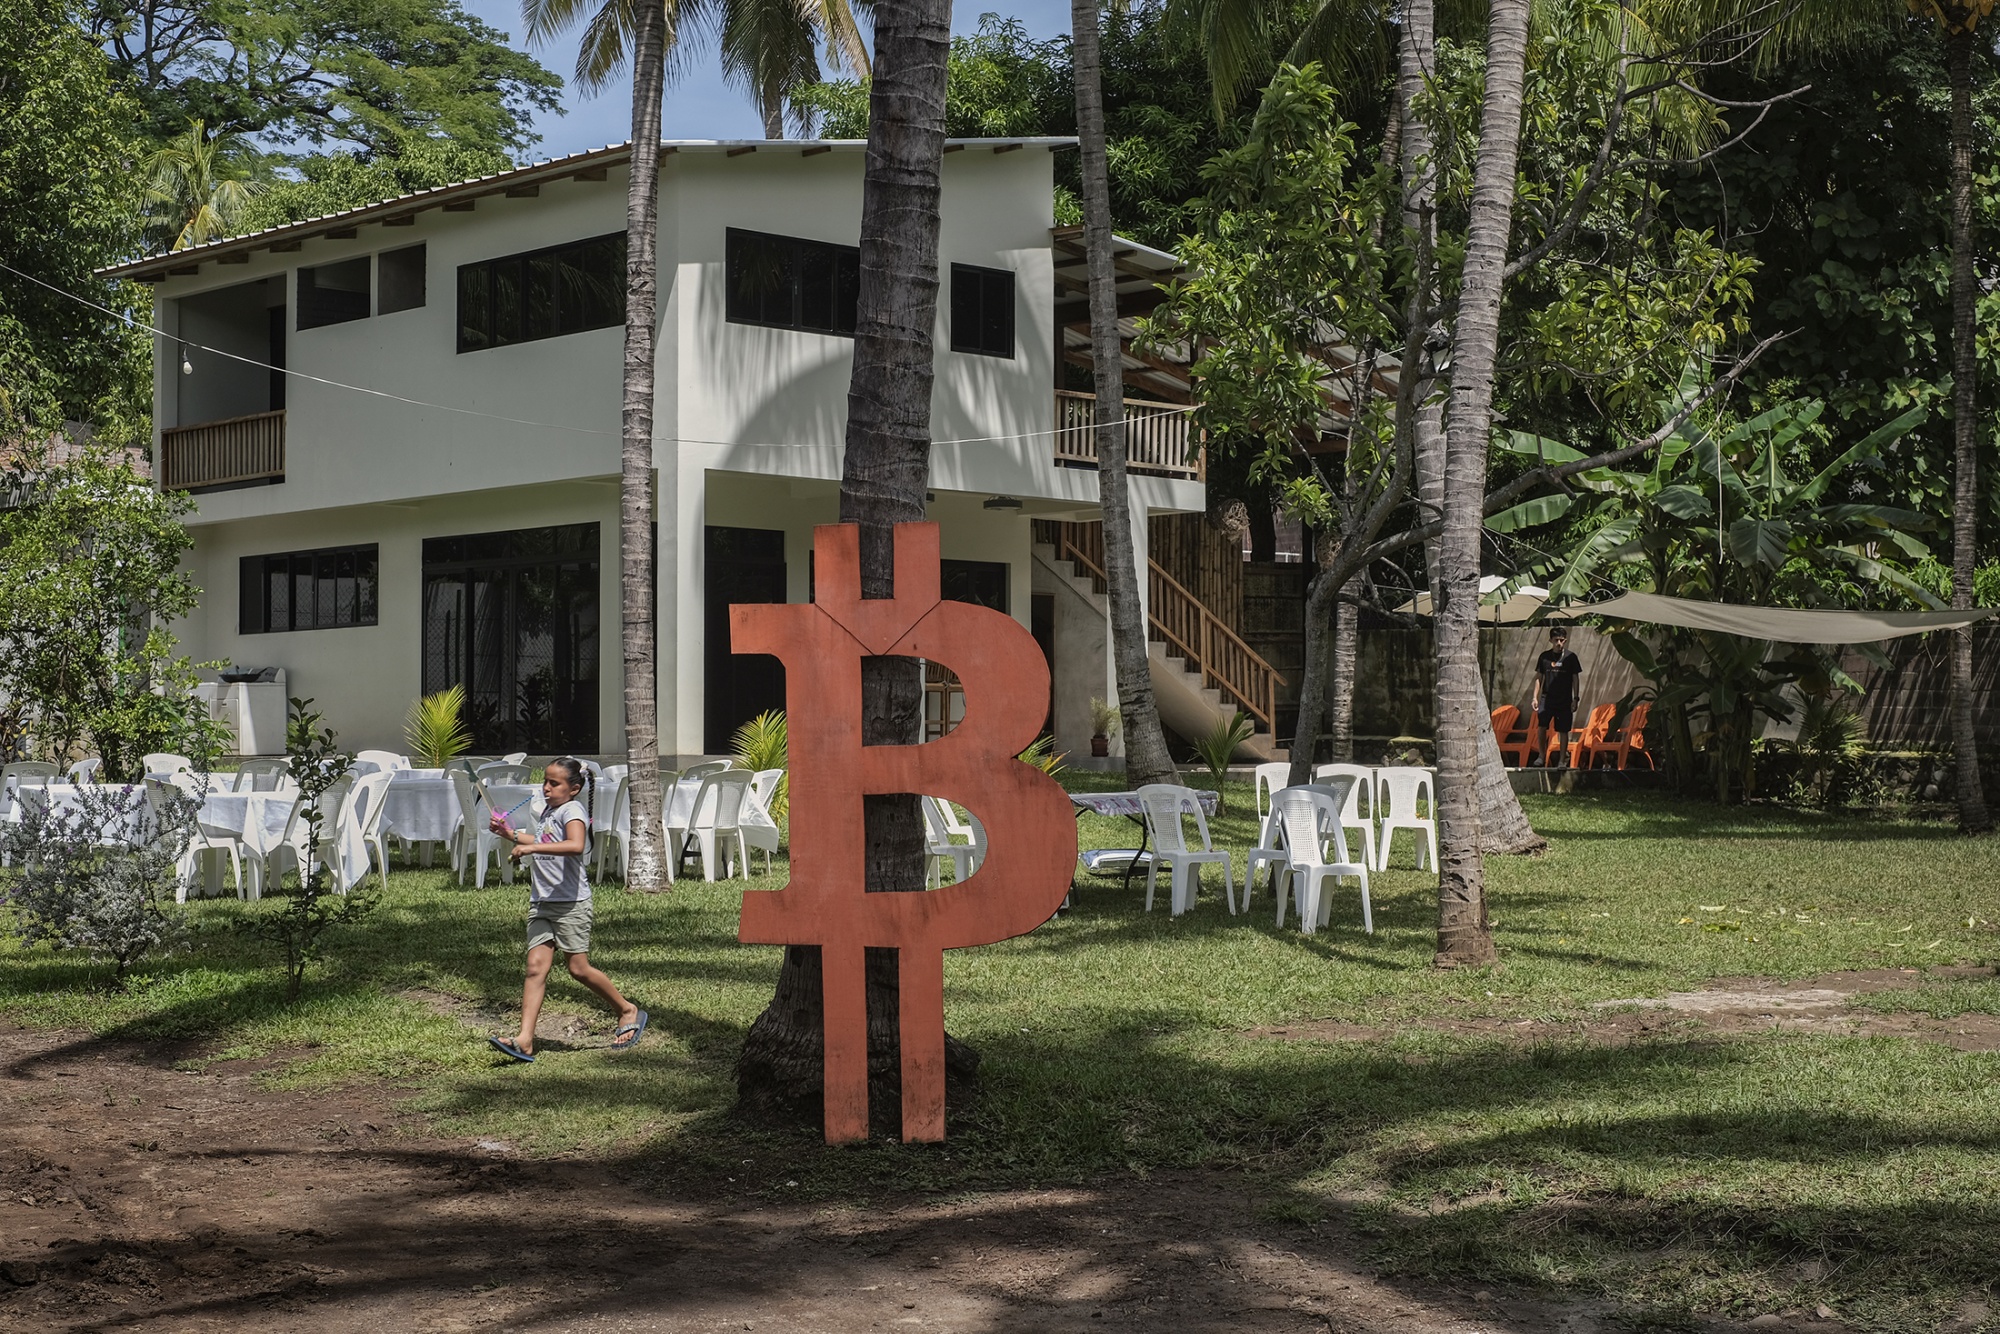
[1032,592,1055,737]
[422,523,600,753]
[705,526,787,754]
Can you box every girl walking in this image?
[487,758,647,1062]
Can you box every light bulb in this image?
[180,348,193,375]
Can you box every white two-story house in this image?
[109,138,1222,763]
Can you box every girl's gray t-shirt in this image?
[527,798,591,904]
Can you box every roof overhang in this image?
[101,137,1079,283]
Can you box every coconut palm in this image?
[720,0,870,137]
[1072,0,1179,788]
[142,121,261,252]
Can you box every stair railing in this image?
[1050,526,1281,736]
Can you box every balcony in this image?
[1052,391,1200,481]
[160,411,285,491]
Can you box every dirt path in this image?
[0,1023,1862,1334]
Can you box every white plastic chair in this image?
[743,769,784,874]
[234,758,290,792]
[1243,775,1356,910]
[145,777,243,903]
[449,769,514,888]
[346,771,395,889]
[475,762,530,786]
[681,759,729,782]
[355,749,411,774]
[1275,788,1372,934]
[1135,783,1234,916]
[1311,763,1378,872]
[672,769,752,882]
[501,752,528,766]
[248,774,354,899]
[595,772,631,881]
[1375,767,1439,872]
[923,796,984,887]
[64,757,102,785]
[1253,762,1292,820]
[142,752,193,778]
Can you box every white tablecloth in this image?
[198,790,296,857]
[13,783,150,843]
[379,775,460,843]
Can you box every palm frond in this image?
[1017,734,1070,778]
[1191,710,1255,812]
[405,685,472,769]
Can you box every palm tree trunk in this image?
[1400,0,1540,858]
[735,0,959,1134]
[1433,0,1531,968]
[619,0,669,892]
[1946,28,1990,835]
[1073,0,1177,787]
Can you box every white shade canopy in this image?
[1585,590,1999,644]
[1397,576,1552,625]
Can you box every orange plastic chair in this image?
[1492,705,1538,767]
[1566,704,1618,770]
[1616,702,1656,770]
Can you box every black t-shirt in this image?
[1535,647,1581,710]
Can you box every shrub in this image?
[235,698,378,998]
[731,709,788,821]
[405,684,472,768]
[0,781,191,984]
[1192,711,1255,813]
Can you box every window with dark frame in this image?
[949,263,1015,358]
[378,244,426,315]
[725,228,860,336]
[239,545,379,633]
[941,558,1009,613]
[456,233,624,353]
[297,257,371,329]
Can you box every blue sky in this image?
[458,1,1076,160]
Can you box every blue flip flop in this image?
[488,1036,535,1063]
[609,1010,649,1051]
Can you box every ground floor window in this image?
[421,523,599,753]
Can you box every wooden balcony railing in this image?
[1052,391,1201,480]
[1049,523,1281,735]
[160,410,285,491]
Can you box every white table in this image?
[11,783,150,844]
[380,773,460,864]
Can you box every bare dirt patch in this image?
[1251,966,2000,1051]
[0,1023,1853,1333]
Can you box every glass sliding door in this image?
[422,523,600,753]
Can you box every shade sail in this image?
[1584,590,1999,644]
[1397,575,1551,625]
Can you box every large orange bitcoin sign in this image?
[732,522,1078,1143]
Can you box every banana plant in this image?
[1489,377,1934,800]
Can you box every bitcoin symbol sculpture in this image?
[732,522,1078,1143]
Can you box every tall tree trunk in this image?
[1073,0,1177,786]
[1946,28,1990,835]
[1400,0,1540,856]
[1433,0,1531,967]
[734,0,960,1135]
[620,0,669,892]
[1329,593,1357,763]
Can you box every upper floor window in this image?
[378,244,427,315]
[240,545,379,633]
[950,263,1015,358]
[726,228,859,336]
[298,257,371,329]
[457,233,624,353]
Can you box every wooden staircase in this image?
[1040,523,1288,762]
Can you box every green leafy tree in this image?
[236,137,514,232]
[0,439,225,780]
[90,0,562,156]
[0,6,147,438]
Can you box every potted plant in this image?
[1089,697,1120,758]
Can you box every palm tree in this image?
[1073,0,1179,788]
[142,121,260,252]
[524,0,684,889]
[1431,0,1532,967]
[720,0,870,137]
[1932,2,1994,833]
[734,0,955,1136]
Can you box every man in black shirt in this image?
[1531,627,1582,764]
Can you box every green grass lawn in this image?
[6,782,2000,1330]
